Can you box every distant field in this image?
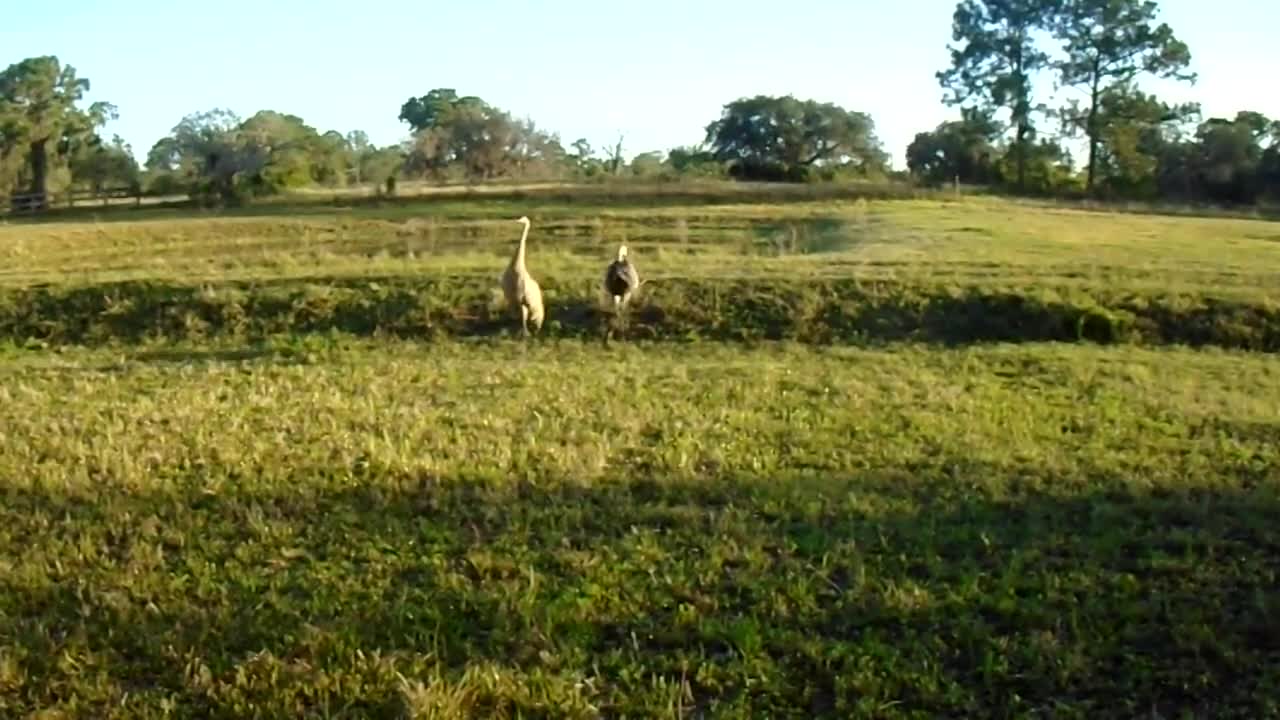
[4,192,1279,291]
[0,185,1277,717]
[1,191,1278,350]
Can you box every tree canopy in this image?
[142,108,401,205]
[906,108,1001,186]
[1184,112,1280,204]
[0,55,114,206]
[938,0,1056,191]
[68,134,140,195]
[399,88,566,182]
[1053,0,1195,189]
[704,95,888,181]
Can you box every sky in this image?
[3,0,1277,170]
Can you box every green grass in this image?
[1,187,1278,716]
[0,339,1277,717]
[5,195,1279,291]
[2,194,1278,351]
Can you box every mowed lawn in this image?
[0,190,1278,717]
[2,194,1279,298]
[0,339,1277,718]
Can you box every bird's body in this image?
[603,244,640,312]
[502,216,544,336]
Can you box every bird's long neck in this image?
[514,222,529,268]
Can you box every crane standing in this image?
[603,243,641,334]
[501,216,545,337]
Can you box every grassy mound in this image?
[1,276,1276,351]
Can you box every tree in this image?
[504,118,567,180]
[69,134,140,196]
[1000,137,1080,193]
[665,145,722,178]
[704,95,887,181]
[1260,121,1280,202]
[145,109,375,201]
[606,135,625,176]
[569,138,605,178]
[1260,150,1280,203]
[148,108,254,204]
[938,0,1058,191]
[359,147,404,191]
[398,88,563,182]
[906,108,1001,185]
[0,56,115,208]
[345,130,370,156]
[1084,85,1198,196]
[1052,0,1194,191]
[345,130,371,184]
[398,89,475,133]
[1189,112,1277,205]
[238,110,319,191]
[629,151,665,177]
[400,89,493,179]
[311,130,351,186]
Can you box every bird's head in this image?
[516,215,530,226]
[616,244,628,261]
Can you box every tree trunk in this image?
[1012,43,1028,192]
[1085,59,1102,193]
[28,139,49,210]
[1086,122,1099,193]
[1015,119,1029,191]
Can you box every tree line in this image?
[912,0,1280,205]
[2,0,1277,210]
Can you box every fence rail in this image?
[3,187,143,215]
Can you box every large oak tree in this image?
[704,95,887,182]
[0,55,114,208]
[399,88,565,181]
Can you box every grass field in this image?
[2,187,1278,350]
[1,184,1278,717]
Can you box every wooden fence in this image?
[3,187,143,215]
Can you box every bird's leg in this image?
[615,295,632,336]
[611,296,623,337]
[598,297,611,347]
[520,305,530,338]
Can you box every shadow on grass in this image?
[2,465,1277,717]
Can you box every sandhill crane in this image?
[603,244,641,315]
[501,216,544,337]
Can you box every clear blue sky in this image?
[3,0,1276,169]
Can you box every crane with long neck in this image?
[513,215,530,269]
[501,216,544,337]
